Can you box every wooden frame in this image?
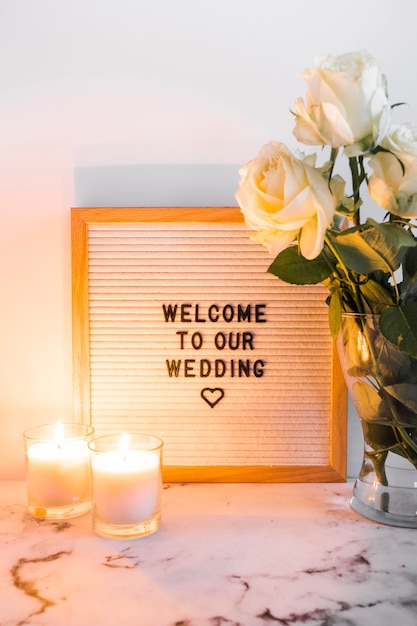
[72,207,347,482]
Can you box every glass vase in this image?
[337,313,417,527]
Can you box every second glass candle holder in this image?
[89,433,163,539]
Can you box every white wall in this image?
[1,0,415,480]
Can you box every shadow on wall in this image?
[73,164,241,208]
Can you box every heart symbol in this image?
[201,387,225,409]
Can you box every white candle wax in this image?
[91,450,161,525]
[26,440,90,508]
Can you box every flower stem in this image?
[324,233,366,314]
[349,156,362,226]
[357,317,417,471]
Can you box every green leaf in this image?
[374,332,414,384]
[358,279,395,314]
[333,221,416,275]
[267,247,332,285]
[405,246,417,278]
[400,247,417,302]
[333,230,394,274]
[366,218,417,251]
[328,291,342,338]
[351,381,391,422]
[380,304,417,357]
[384,383,417,413]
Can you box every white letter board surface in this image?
[72,207,346,482]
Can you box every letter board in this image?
[71,207,347,482]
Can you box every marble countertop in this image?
[1,480,417,626]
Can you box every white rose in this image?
[235,141,337,260]
[368,123,417,217]
[292,50,391,156]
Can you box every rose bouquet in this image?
[236,50,417,491]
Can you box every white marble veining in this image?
[1,480,417,626]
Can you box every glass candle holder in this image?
[23,422,94,519]
[89,433,163,539]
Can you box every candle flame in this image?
[54,421,64,448]
[119,433,131,460]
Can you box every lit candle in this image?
[23,422,94,519]
[89,433,163,538]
